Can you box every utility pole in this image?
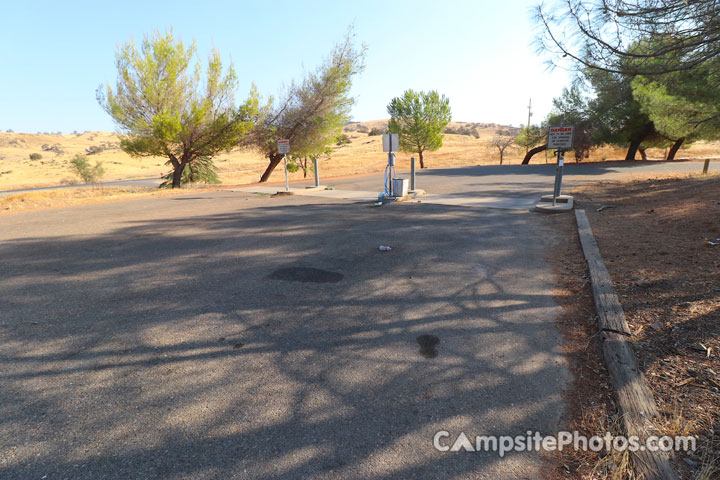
[525,98,533,155]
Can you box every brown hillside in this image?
[0,121,718,190]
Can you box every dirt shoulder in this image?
[561,173,720,478]
[0,186,225,215]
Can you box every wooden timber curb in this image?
[575,209,677,480]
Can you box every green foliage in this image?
[583,68,658,148]
[631,64,720,142]
[387,90,451,167]
[159,157,220,187]
[514,124,546,150]
[536,0,720,76]
[70,154,104,184]
[336,133,351,146]
[98,29,255,188]
[548,70,665,160]
[285,161,300,173]
[246,30,365,182]
[287,149,328,178]
[29,153,42,160]
[547,83,595,160]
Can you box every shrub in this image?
[356,125,369,133]
[368,127,384,136]
[160,157,220,187]
[29,153,42,160]
[85,145,104,155]
[70,154,104,184]
[41,143,64,154]
[336,133,351,146]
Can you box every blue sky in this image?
[0,0,571,133]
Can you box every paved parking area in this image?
[0,190,569,479]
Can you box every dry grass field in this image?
[1,121,719,191]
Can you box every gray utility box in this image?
[393,178,409,197]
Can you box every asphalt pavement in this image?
[1,187,570,479]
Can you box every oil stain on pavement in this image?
[416,334,440,358]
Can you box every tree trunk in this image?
[638,146,647,161]
[259,153,283,183]
[419,151,425,169]
[625,137,644,161]
[172,162,186,188]
[521,144,547,165]
[667,137,684,160]
[499,150,504,165]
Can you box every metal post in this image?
[283,154,289,192]
[410,157,416,191]
[313,157,320,186]
[553,151,564,206]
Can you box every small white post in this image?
[313,157,319,186]
[283,154,289,192]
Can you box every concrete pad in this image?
[534,200,574,213]
[539,194,573,204]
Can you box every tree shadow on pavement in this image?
[0,199,570,479]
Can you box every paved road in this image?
[238,159,713,210]
[0,177,162,197]
[1,189,569,479]
[320,159,712,199]
[1,158,711,199]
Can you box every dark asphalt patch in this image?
[416,334,440,358]
[268,267,344,283]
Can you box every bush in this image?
[41,143,64,154]
[368,127,384,136]
[85,145,104,155]
[29,153,42,160]
[70,154,104,184]
[160,157,221,187]
[336,133,351,146]
[356,125,369,133]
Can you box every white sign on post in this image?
[277,139,290,154]
[382,133,399,152]
[547,126,574,150]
